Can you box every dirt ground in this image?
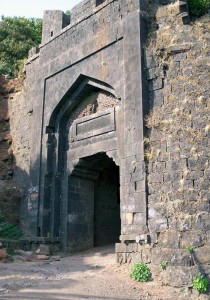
[0,245,208,300]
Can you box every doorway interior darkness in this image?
[67,152,120,251]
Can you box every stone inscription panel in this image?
[72,108,115,141]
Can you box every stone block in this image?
[195,213,210,231]
[125,252,133,263]
[151,248,173,265]
[124,212,133,225]
[148,217,168,232]
[151,248,193,267]
[132,252,142,263]
[115,243,126,253]
[204,169,210,179]
[158,231,179,248]
[144,56,157,69]
[194,247,210,264]
[186,171,203,180]
[180,231,205,248]
[148,208,160,218]
[147,67,164,80]
[133,213,146,225]
[173,53,187,62]
[149,78,163,91]
[152,162,166,172]
[168,44,191,54]
[126,243,138,253]
[36,244,50,255]
[188,156,207,171]
[141,248,151,263]
[194,179,209,190]
[148,172,163,183]
[117,253,127,264]
[125,192,147,213]
[163,266,193,287]
[183,189,199,202]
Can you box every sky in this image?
[1,0,82,19]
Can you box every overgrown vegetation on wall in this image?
[189,0,210,17]
[0,17,42,77]
[0,209,22,239]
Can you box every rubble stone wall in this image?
[116,0,210,287]
[0,76,25,224]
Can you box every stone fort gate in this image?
[25,0,147,252]
[14,0,210,287]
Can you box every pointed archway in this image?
[41,75,121,250]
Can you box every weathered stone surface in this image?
[194,247,210,264]
[148,217,168,232]
[151,248,193,267]
[180,231,205,248]
[0,249,8,260]
[158,231,179,248]
[36,244,50,256]
[14,249,37,261]
[163,266,193,287]
[36,254,50,260]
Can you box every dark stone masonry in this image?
[8,0,210,287]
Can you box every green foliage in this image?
[160,261,168,270]
[186,245,196,253]
[0,16,42,77]
[189,0,210,17]
[65,10,71,16]
[46,232,52,238]
[0,210,22,239]
[130,261,152,282]
[193,275,209,293]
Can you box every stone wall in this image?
[0,76,14,181]
[116,0,210,288]
[3,0,210,289]
[0,76,25,224]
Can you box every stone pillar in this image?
[120,10,147,242]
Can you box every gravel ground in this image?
[0,246,207,300]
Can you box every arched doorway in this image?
[42,76,122,250]
[67,152,120,251]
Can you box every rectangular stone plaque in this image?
[72,108,115,141]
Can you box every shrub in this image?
[193,275,209,293]
[186,245,196,253]
[160,261,168,270]
[0,210,22,239]
[130,261,152,282]
[189,0,210,17]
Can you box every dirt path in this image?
[0,246,204,300]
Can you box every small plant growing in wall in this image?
[130,261,152,282]
[186,245,196,253]
[46,232,52,238]
[193,274,209,293]
[160,261,168,270]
